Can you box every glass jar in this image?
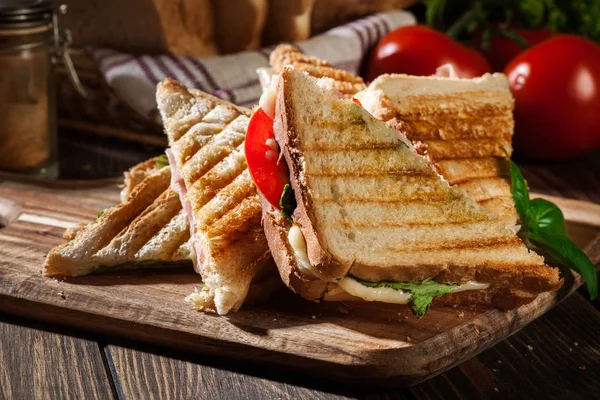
[0,1,80,178]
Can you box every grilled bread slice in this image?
[44,161,192,277]
[355,74,517,226]
[269,44,366,97]
[262,67,561,311]
[156,78,272,315]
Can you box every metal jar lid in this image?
[0,0,53,29]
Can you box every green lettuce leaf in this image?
[156,154,169,169]
[353,278,458,317]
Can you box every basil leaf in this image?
[526,198,567,235]
[280,184,296,223]
[156,154,169,169]
[529,232,598,300]
[354,278,458,317]
[509,160,531,224]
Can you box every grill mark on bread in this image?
[181,133,246,184]
[173,122,228,164]
[302,143,403,151]
[307,169,432,177]
[189,143,248,212]
[333,215,492,228]
[381,237,525,255]
[207,195,262,248]
[195,169,257,230]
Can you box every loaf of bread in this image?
[57,0,416,56]
[56,0,218,57]
[262,0,314,45]
[311,0,417,33]
[214,0,268,53]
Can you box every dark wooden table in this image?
[1,129,599,399]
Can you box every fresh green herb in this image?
[280,183,296,223]
[156,154,169,169]
[353,278,458,317]
[509,160,597,299]
[97,207,112,218]
[424,1,600,46]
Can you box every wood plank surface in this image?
[0,180,598,387]
[0,314,115,400]
[411,292,600,399]
[105,344,380,400]
[101,291,600,399]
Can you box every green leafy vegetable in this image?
[424,1,600,45]
[527,198,567,236]
[97,207,112,218]
[353,278,458,317]
[509,160,597,299]
[527,232,598,299]
[509,160,531,221]
[156,154,169,169]
[280,183,296,223]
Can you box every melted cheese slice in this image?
[287,224,317,277]
[338,277,490,304]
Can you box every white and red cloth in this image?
[89,10,415,120]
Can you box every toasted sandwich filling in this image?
[339,277,490,315]
[166,149,202,271]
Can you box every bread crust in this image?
[260,196,328,300]
[274,69,354,281]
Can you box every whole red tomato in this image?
[483,26,553,71]
[365,25,492,81]
[505,35,600,160]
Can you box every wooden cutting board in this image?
[1,179,599,387]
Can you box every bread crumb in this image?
[494,388,499,392]
[574,341,579,346]
[579,366,586,371]
[272,318,277,321]
[527,345,534,351]
[492,368,498,372]
[458,311,465,318]
[569,348,573,351]
[311,315,316,320]
[497,360,502,364]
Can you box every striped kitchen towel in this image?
[90,10,415,121]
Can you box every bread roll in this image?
[214,0,267,53]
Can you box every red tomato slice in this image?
[245,108,290,208]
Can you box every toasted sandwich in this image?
[250,67,562,316]
[355,73,517,226]
[44,158,192,276]
[156,78,273,315]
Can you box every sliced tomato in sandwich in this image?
[245,108,290,209]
